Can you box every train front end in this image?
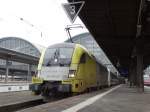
[30,43,76,97]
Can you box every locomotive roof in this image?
[47,42,107,70]
[47,43,76,49]
[47,42,96,59]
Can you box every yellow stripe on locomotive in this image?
[62,44,97,93]
[32,76,43,84]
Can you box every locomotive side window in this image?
[80,54,86,63]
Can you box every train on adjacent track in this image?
[30,43,118,99]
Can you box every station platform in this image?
[0,90,42,107]
[0,82,30,92]
[17,84,150,112]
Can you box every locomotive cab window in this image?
[43,47,74,66]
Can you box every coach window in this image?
[80,54,86,63]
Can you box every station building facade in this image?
[0,37,44,82]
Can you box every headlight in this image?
[69,74,75,78]
[68,70,76,78]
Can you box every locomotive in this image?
[30,43,118,99]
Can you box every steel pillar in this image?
[129,59,137,87]
[136,54,144,92]
[5,60,9,83]
[27,64,31,82]
[11,73,14,81]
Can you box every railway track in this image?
[0,94,72,112]
[0,99,44,112]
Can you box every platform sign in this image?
[62,1,85,23]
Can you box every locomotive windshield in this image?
[43,47,74,66]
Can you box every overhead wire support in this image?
[65,27,74,43]
[65,24,83,43]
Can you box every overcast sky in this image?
[0,0,88,47]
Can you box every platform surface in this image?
[17,84,150,112]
